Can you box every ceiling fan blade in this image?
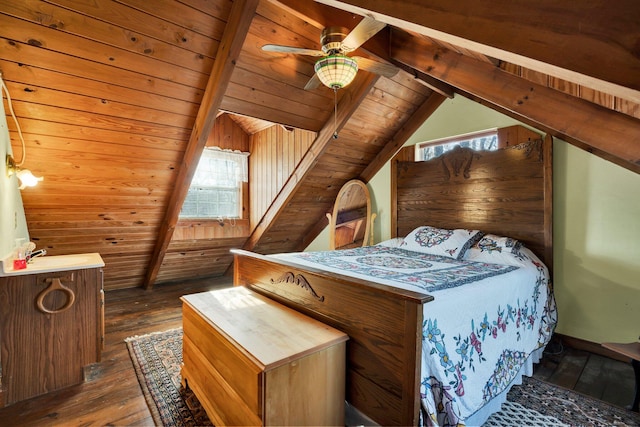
[304,74,321,90]
[262,44,326,57]
[340,17,387,53]
[353,57,399,78]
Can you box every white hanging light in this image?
[6,155,43,189]
[314,55,358,89]
[1,70,43,190]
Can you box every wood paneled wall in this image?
[500,63,640,119]
[154,237,248,284]
[155,114,250,284]
[206,114,250,152]
[249,126,316,229]
[2,0,230,290]
[156,118,315,283]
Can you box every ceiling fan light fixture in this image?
[314,55,358,89]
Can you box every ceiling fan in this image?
[262,17,399,91]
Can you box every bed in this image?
[232,137,555,426]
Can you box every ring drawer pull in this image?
[36,278,76,314]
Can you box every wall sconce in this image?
[6,154,43,189]
[1,69,43,190]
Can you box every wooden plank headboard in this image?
[391,135,553,272]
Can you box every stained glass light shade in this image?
[314,55,358,89]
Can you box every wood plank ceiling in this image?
[1,0,638,290]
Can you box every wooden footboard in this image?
[232,249,433,426]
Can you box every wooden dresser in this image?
[181,286,348,426]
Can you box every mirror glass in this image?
[328,180,372,250]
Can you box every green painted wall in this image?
[309,95,640,344]
[554,142,640,343]
[0,92,30,263]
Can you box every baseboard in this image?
[555,333,632,363]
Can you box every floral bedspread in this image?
[275,245,557,426]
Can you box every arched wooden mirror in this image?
[327,179,375,250]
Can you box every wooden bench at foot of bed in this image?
[181,286,349,426]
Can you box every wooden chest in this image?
[181,286,348,426]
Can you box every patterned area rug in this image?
[125,328,212,426]
[126,328,640,427]
[488,377,640,427]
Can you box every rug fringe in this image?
[124,327,182,343]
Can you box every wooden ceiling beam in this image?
[390,30,640,174]
[392,61,455,99]
[143,0,259,289]
[360,92,448,183]
[316,0,640,104]
[265,0,331,30]
[243,73,380,252]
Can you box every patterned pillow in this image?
[400,226,483,259]
[474,234,522,254]
[464,234,526,266]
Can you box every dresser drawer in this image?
[183,304,262,415]
[182,334,262,426]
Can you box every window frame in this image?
[179,148,249,221]
[415,129,499,161]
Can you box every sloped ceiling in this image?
[316,0,640,171]
[1,0,638,289]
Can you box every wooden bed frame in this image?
[232,137,552,426]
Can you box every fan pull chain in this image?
[333,87,339,139]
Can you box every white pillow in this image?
[464,247,527,267]
[376,237,404,248]
[400,226,483,259]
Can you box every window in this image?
[416,130,498,161]
[180,147,249,219]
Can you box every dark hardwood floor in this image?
[0,278,637,425]
[533,335,638,411]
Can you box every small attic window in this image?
[180,147,249,219]
[416,130,498,161]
